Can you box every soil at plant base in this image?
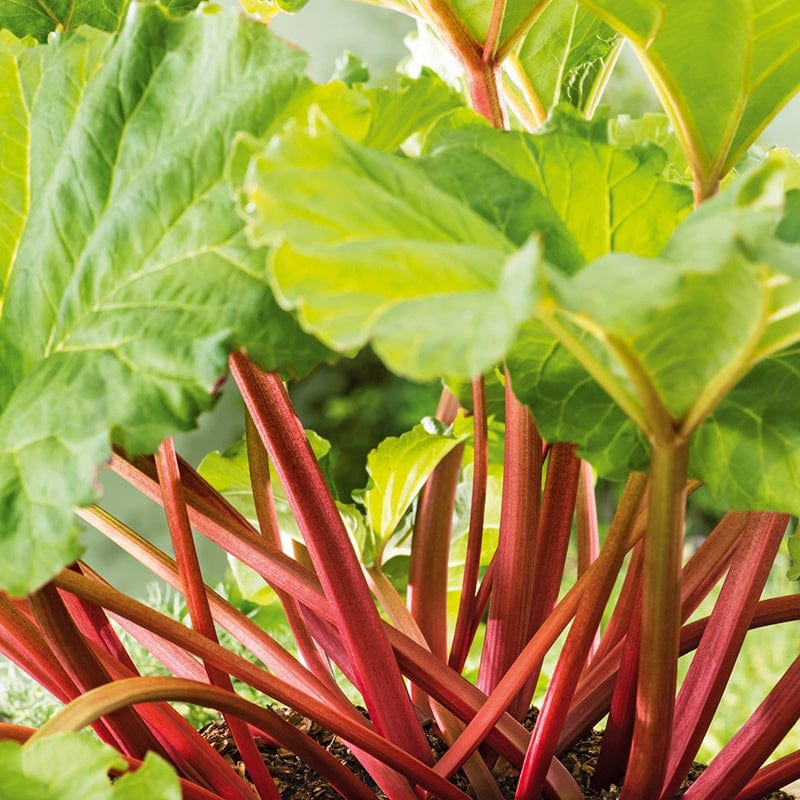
[200,709,794,800]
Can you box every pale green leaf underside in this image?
[691,346,800,513]
[239,121,543,381]
[511,0,621,114]
[0,5,325,595]
[0,733,180,799]
[448,0,535,51]
[365,422,464,541]
[581,0,800,187]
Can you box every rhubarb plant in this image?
[1,1,800,800]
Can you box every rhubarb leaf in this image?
[237,120,542,381]
[0,733,180,799]
[364,421,466,546]
[510,0,621,115]
[580,0,800,190]
[0,0,202,41]
[509,159,800,483]
[421,107,693,269]
[507,320,648,479]
[448,0,536,51]
[0,5,328,595]
[691,347,800,513]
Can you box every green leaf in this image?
[0,0,202,42]
[0,5,330,595]
[0,733,180,799]
[507,320,648,479]
[421,107,693,267]
[788,523,800,581]
[364,420,466,547]
[509,0,621,117]
[237,118,543,381]
[691,346,800,514]
[510,158,800,487]
[607,113,691,183]
[580,0,800,192]
[448,0,534,52]
[198,429,332,528]
[331,51,370,86]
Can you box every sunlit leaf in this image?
[364,420,466,545]
[237,117,542,381]
[508,0,621,118]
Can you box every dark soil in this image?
[199,709,793,800]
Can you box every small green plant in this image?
[1,1,800,799]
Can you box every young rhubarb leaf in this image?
[0,0,202,41]
[364,420,467,558]
[0,732,180,799]
[0,5,328,596]
[580,0,800,195]
[237,119,542,381]
[507,0,622,117]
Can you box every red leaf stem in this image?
[514,471,648,800]
[0,723,34,743]
[575,461,600,578]
[0,592,77,702]
[76,505,335,702]
[589,584,642,789]
[75,609,271,798]
[409,388,463,665]
[591,540,643,666]
[660,512,789,800]
[575,461,602,659]
[37,677,397,800]
[28,582,160,760]
[681,653,800,800]
[60,566,140,674]
[229,354,432,767]
[53,549,472,800]
[107,447,561,773]
[449,376,489,673]
[434,473,647,782]
[516,443,581,709]
[156,437,280,800]
[479,376,543,720]
[734,751,800,800]
[562,501,741,756]
[244,412,335,686]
